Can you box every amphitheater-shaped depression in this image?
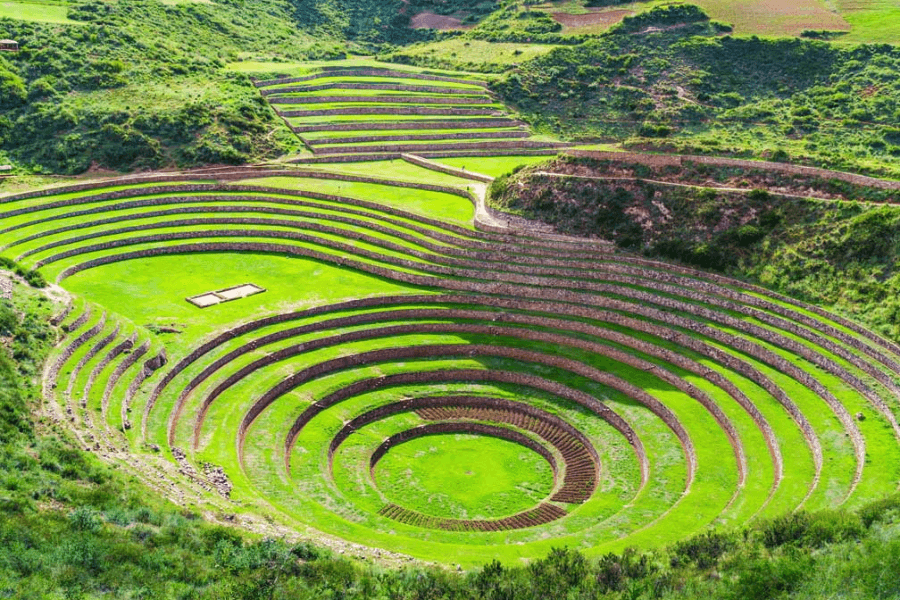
[8,71,900,564]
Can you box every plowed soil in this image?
[550,9,631,28]
[411,11,470,30]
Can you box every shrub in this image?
[728,551,813,600]
[801,510,864,547]
[757,512,811,549]
[596,548,655,593]
[672,530,734,569]
[613,4,709,34]
[0,301,17,337]
[68,507,103,533]
[529,547,588,597]
[291,541,325,561]
[858,494,900,528]
[0,65,26,109]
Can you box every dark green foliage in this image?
[529,546,588,597]
[727,551,813,600]
[0,0,324,173]
[857,495,900,528]
[822,206,900,263]
[672,530,734,569]
[491,155,900,340]
[611,4,709,34]
[287,0,442,44]
[0,352,30,441]
[586,0,646,6]
[758,512,813,549]
[493,9,900,177]
[455,3,586,45]
[595,547,656,592]
[0,60,26,110]
[801,30,847,40]
[638,122,673,137]
[0,258,46,288]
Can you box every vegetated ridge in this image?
[491,152,900,340]
[2,1,900,598]
[490,5,900,178]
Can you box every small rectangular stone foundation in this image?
[186,283,266,308]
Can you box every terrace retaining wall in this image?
[278,366,646,480]
[65,241,853,478]
[148,292,810,482]
[254,69,487,88]
[269,95,492,105]
[262,83,484,96]
[103,340,149,426]
[278,107,500,117]
[313,140,570,155]
[241,341,685,477]
[307,131,528,145]
[292,119,523,133]
[401,154,494,183]
[565,150,900,192]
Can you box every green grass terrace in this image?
[6,161,900,565]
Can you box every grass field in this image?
[375,433,555,519]
[385,39,560,69]
[527,0,900,41]
[694,0,850,36]
[834,0,900,42]
[0,0,77,24]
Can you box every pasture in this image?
[0,0,76,24]
[530,0,899,41]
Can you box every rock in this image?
[202,462,234,499]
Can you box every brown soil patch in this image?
[693,0,850,37]
[410,11,470,30]
[551,9,631,28]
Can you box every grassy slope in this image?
[2,0,900,595]
[0,1,76,24]
[0,0,342,173]
[2,266,900,596]
[492,155,900,341]
[489,6,900,178]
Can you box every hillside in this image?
[2,2,900,174]
[491,153,900,340]
[0,0,346,173]
[3,1,900,598]
[488,5,900,177]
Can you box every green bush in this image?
[857,494,900,528]
[672,530,734,569]
[613,4,709,34]
[757,512,812,549]
[800,510,864,547]
[728,551,813,600]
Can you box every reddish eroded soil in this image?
[410,11,471,30]
[550,9,631,28]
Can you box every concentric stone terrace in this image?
[7,158,900,565]
[256,65,570,159]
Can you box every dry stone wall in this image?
[269,95,492,105]
[262,83,483,96]
[292,119,522,133]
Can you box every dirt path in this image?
[530,171,829,202]
[564,149,900,191]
